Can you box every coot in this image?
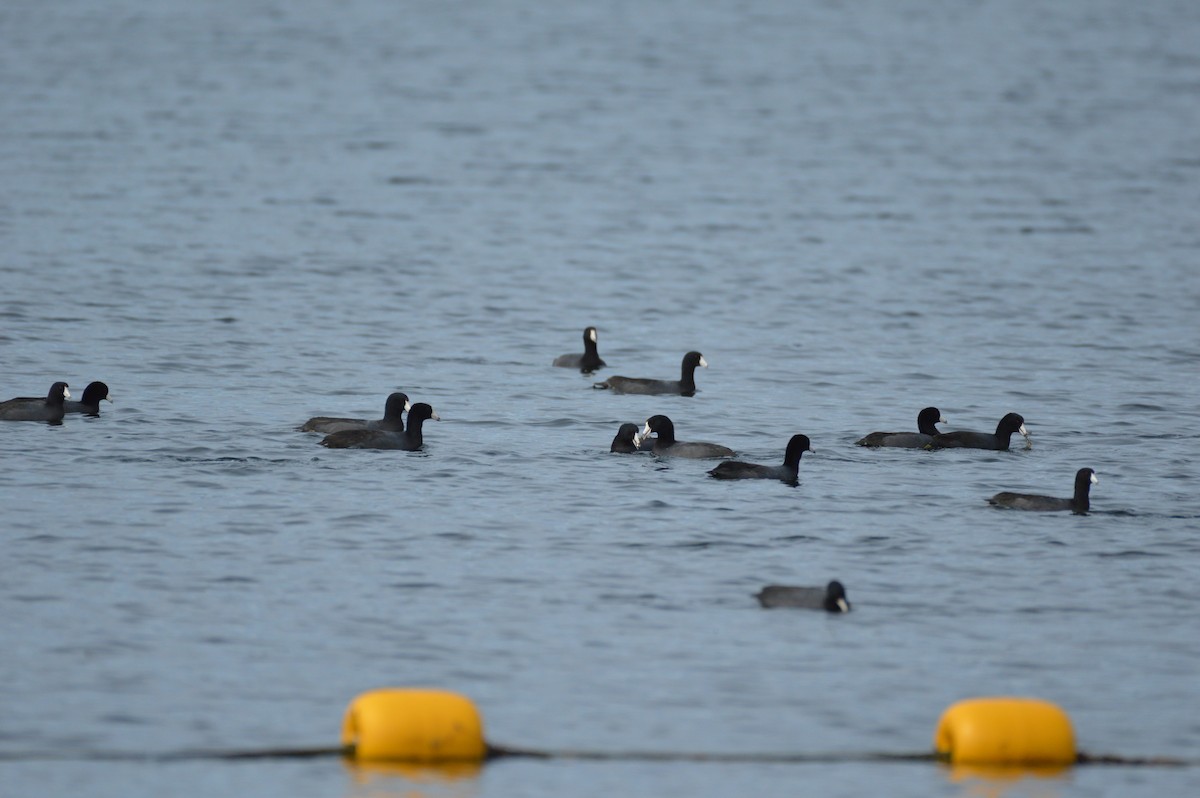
[63,381,112,415]
[756,581,850,612]
[856,407,944,448]
[301,392,410,434]
[928,412,1029,450]
[988,468,1098,513]
[594,351,706,396]
[553,326,606,373]
[320,403,438,450]
[0,382,70,422]
[637,414,733,459]
[709,434,812,482]
[610,422,641,453]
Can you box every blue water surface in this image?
[2,1,1199,796]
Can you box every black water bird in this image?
[637,414,733,459]
[709,434,812,482]
[320,403,438,450]
[0,382,70,422]
[756,580,851,612]
[927,412,1029,451]
[553,326,606,373]
[856,407,944,448]
[301,392,410,434]
[63,381,113,415]
[610,422,641,453]
[593,351,707,396]
[988,468,1098,514]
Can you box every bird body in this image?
[756,581,850,612]
[989,468,1098,513]
[553,326,606,373]
[709,434,812,482]
[320,403,438,450]
[856,407,944,448]
[0,382,70,422]
[301,392,410,434]
[928,412,1029,450]
[638,414,733,459]
[594,351,706,396]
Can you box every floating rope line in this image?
[485,743,937,763]
[0,745,1191,767]
[1,691,1193,769]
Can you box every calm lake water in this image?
[2,1,1199,796]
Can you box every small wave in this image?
[9,594,61,603]
[15,534,68,544]
[98,713,148,726]
[670,539,764,550]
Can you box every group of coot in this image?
[562,328,1094,510]
[297,392,442,451]
[5,328,1099,615]
[0,381,112,422]
[556,327,1100,613]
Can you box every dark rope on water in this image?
[486,743,936,764]
[487,744,1196,767]
[0,746,351,763]
[0,744,1192,767]
[196,745,353,760]
[1075,752,1192,767]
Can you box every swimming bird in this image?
[927,412,1029,451]
[593,351,707,396]
[637,414,734,459]
[553,326,606,373]
[988,468,1098,514]
[856,407,944,448]
[63,381,113,415]
[709,434,812,482]
[0,382,70,422]
[300,392,410,434]
[610,422,641,453]
[319,403,439,450]
[756,580,851,612]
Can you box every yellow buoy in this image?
[341,688,488,763]
[934,697,1076,766]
